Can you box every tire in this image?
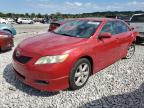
[125,44,135,59]
[0,45,12,52]
[18,21,22,24]
[0,47,7,52]
[69,58,92,90]
[30,21,34,24]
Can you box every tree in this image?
[31,13,36,18]
[37,13,42,18]
[25,13,29,18]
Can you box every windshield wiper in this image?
[51,31,75,37]
[59,33,75,37]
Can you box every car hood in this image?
[0,24,13,28]
[18,32,88,55]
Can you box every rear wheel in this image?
[69,58,91,90]
[18,21,22,24]
[125,44,135,59]
[0,47,6,52]
[0,45,12,52]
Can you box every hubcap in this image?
[126,45,135,58]
[74,63,89,86]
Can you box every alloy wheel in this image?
[126,44,135,59]
[74,63,90,86]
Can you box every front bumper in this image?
[12,55,71,91]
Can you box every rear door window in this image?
[114,21,129,34]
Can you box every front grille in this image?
[13,51,32,64]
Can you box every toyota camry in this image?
[12,18,137,91]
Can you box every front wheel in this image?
[69,58,91,90]
[29,21,34,24]
[125,44,135,59]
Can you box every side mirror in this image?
[98,32,112,39]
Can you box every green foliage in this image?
[0,11,144,19]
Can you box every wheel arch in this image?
[78,55,94,75]
[3,29,12,34]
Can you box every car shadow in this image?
[80,83,144,108]
[3,64,59,97]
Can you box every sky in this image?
[0,0,144,14]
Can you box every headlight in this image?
[0,35,9,38]
[35,54,69,64]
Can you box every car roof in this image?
[75,17,121,22]
[52,18,122,25]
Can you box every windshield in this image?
[53,20,101,38]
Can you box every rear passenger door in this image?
[94,21,121,71]
[113,21,132,57]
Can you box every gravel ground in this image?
[1,24,144,108]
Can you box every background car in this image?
[40,18,50,24]
[6,18,15,24]
[0,23,16,36]
[48,19,74,31]
[12,18,137,92]
[17,18,34,24]
[0,30,14,52]
[106,15,130,24]
[0,18,8,24]
[130,14,144,43]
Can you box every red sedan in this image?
[0,30,14,52]
[12,18,137,91]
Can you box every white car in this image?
[130,14,144,43]
[6,18,15,24]
[0,18,8,24]
[17,18,34,24]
